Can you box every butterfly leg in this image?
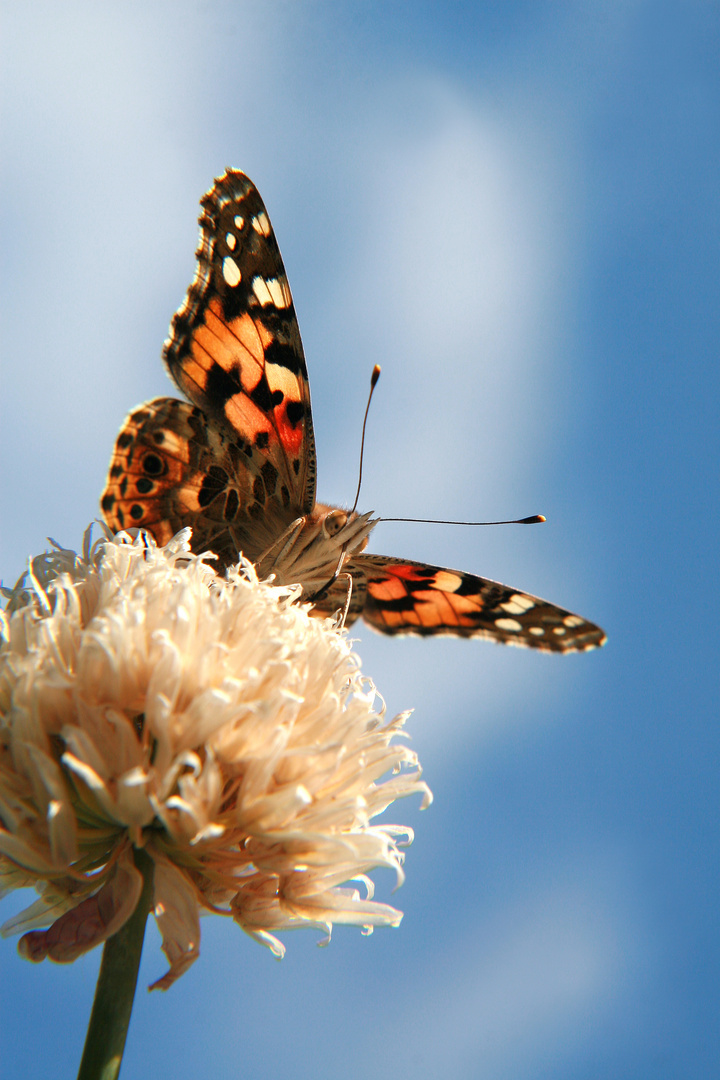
[254,517,307,577]
[335,573,355,629]
[304,546,351,604]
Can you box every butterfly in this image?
[101,170,606,653]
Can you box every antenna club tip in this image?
[536,514,546,523]
[371,364,381,386]
[519,514,546,524]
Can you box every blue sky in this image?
[1,3,718,1077]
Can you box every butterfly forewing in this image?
[351,555,605,652]
[163,169,316,516]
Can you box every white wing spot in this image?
[267,277,291,308]
[495,618,522,633]
[433,570,463,592]
[563,614,585,628]
[552,626,567,635]
[225,232,237,250]
[222,257,241,287]
[500,593,536,615]
[234,214,245,229]
[252,212,271,236]
[528,626,545,636]
[252,276,273,305]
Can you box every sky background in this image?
[1,3,718,1077]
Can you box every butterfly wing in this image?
[352,554,606,653]
[101,396,300,567]
[102,170,316,565]
[163,169,316,514]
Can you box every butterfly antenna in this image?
[350,364,381,515]
[381,514,547,526]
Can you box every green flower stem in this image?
[77,847,155,1080]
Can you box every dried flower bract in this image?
[0,528,430,988]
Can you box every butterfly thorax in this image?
[254,505,377,597]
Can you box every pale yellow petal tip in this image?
[1,526,430,987]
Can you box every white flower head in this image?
[0,528,430,988]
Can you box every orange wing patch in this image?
[183,307,262,393]
[366,565,478,632]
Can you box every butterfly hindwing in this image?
[353,555,606,652]
[101,396,298,568]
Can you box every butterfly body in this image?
[102,169,606,653]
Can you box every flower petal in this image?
[149,853,201,990]
[17,847,142,963]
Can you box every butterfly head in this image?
[321,508,351,539]
[314,505,376,552]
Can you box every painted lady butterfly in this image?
[102,170,606,653]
